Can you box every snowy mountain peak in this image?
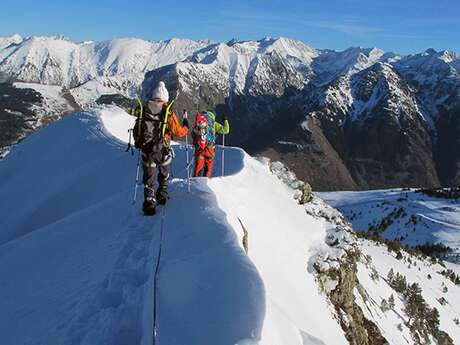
[422,48,459,63]
[9,33,23,42]
[192,36,319,67]
[393,48,460,93]
[0,33,23,50]
[424,48,438,55]
[257,36,319,64]
[226,38,239,47]
[0,35,211,90]
[341,46,384,59]
[438,50,458,63]
[312,45,393,85]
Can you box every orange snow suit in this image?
[194,146,216,177]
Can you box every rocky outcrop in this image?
[305,199,388,344]
[316,251,388,345]
[0,83,42,155]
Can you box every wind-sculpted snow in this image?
[0,108,261,344]
[154,180,265,344]
[0,106,353,344]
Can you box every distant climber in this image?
[132,81,189,215]
[192,111,229,177]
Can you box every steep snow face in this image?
[0,108,263,345]
[0,36,82,87]
[393,49,460,115]
[208,160,349,344]
[396,49,460,83]
[317,62,423,125]
[319,189,460,257]
[234,36,319,66]
[0,106,348,345]
[312,46,396,85]
[93,37,212,76]
[350,63,423,123]
[309,49,408,125]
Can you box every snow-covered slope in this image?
[13,82,75,122]
[393,49,460,121]
[356,239,460,344]
[2,106,459,344]
[170,36,316,99]
[312,47,397,85]
[0,106,350,344]
[319,189,460,257]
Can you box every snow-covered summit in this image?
[0,36,211,88]
[187,36,318,68]
[142,35,318,110]
[312,46,397,85]
[239,36,318,63]
[395,48,460,82]
[0,33,22,50]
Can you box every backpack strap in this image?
[135,96,144,140]
[161,99,175,137]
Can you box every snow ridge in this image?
[1,106,460,344]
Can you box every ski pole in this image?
[125,129,134,155]
[184,109,191,193]
[133,149,141,204]
[221,133,225,177]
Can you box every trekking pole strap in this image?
[133,149,141,204]
[135,96,143,140]
[221,134,225,177]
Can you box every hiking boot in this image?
[142,196,157,215]
[156,186,169,205]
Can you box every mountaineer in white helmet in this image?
[132,81,189,215]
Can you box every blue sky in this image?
[0,0,458,54]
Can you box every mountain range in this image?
[1,34,459,190]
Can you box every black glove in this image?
[182,118,189,128]
[222,115,228,122]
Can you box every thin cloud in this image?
[375,33,423,39]
[403,17,460,26]
[219,9,383,36]
[219,10,288,23]
[308,21,383,35]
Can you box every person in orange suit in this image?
[192,111,229,177]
